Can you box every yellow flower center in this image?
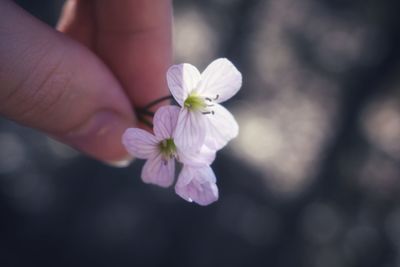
[159,138,177,159]
[184,93,207,111]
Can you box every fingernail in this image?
[104,156,135,168]
[60,110,133,162]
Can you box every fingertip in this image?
[55,110,135,164]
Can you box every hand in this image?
[0,0,172,166]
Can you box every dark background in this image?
[1,0,400,266]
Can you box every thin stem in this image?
[137,114,153,128]
[134,95,173,128]
[142,95,173,110]
[135,109,155,117]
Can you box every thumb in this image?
[0,1,135,165]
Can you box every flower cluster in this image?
[122,58,242,205]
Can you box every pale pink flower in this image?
[122,106,179,187]
[175,165,218,206]
[167,58,242,151]
[122,105,216,191]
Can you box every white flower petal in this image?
[153,105,180,139]
[178,145,216,167]
[122,128,159,159]
[197,58,242,103]
[204,104,239,150]
[174,109,206,151]
[167,63,201,106]
[175,166,218,206]
[141,154,175,188]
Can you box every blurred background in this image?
[1,0,400,266]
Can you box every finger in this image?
[57,0,94,48]
[0,1,135,165]
[93,0,172,111]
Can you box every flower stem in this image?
[137,109,155,117]
[134,95,173,128]
[137,116,153,128]
[141,95,173,110]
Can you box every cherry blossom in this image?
[167,58,242,151]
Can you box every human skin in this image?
[0,0,172,166]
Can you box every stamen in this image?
[205,95,219,102]
[159,138,177,159]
